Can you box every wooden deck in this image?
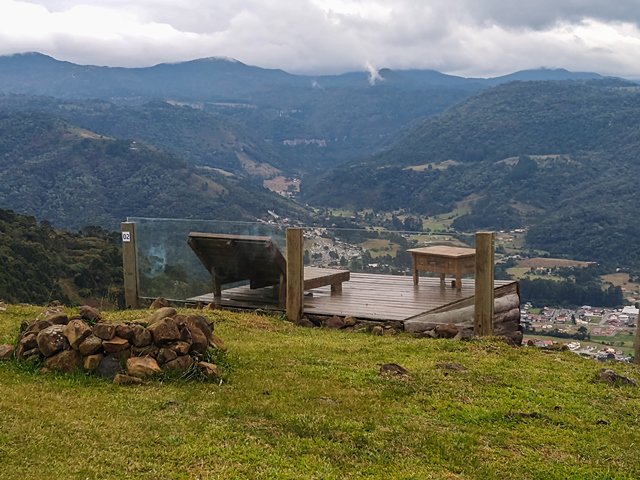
[188,272,515,322]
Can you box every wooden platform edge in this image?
[422,282,518,315]
[404,282,520,334]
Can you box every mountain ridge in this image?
[0,52,616,99]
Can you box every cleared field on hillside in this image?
[518,258,594,269]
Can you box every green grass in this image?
[1,305,640,479]
[590,332,636,355]
[360,238,400,258]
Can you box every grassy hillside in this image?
[1,304,639,479]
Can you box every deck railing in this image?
[120,217,494,332]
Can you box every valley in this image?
[0,53,638,310]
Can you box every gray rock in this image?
[147,307,177,325]
[186,325,207,354]
[64,319,92,349]
[25,320,52,335]
[453,330,474,341]
[36,325,69,357]
[323,315,345,329]
[115,324,134,341]
[45,312,69,325]
[371,325,384,336]
[83,354,103,371]
[185,315,213,338]
[96,354,123,379]
[78,335,103,356]
[79,305,101,323]
[156,347,178,365]
[198,362,221,379]
[163,355,193,372]
[179,326,192,343]
[147,318,180,345]
[149,297,170,310]
[44,350,82,372]
[131,345,159,358]
[296,317,316,328]
[0,344,15,360]
[343,316,358,327]
[92,323,116,340]
[20,348,41,360]
[17,333,38,352]
[435,324,459,339]
[15,333,40,360]
[170,341,191,356]
[130,325,152,347]
[126,356,161,378]
[102,336,130,353]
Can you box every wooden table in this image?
[407,246,476,291]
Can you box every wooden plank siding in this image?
[188,272,515,323]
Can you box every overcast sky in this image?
[1,0,639,78]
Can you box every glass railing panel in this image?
[129,217,286,300]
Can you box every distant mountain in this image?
[485,68,605,85]
[0,53,615,98]
[0,111,309,230]
[1,53,624,173]
[302,79,640,270]
[0,52,302,100]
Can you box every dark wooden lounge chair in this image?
[187,232,350,304]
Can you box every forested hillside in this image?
[0,95,285,176]
[303,80,640,271]
[0,112,308,229]
[0,209,122,305]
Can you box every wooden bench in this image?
[407,245,475,292]
[187,232,350,304]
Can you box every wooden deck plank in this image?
[188,272,514,322]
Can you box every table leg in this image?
[455,262,462,291]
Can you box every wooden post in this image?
[474,231,495,336]
[211,268,221,307]
[286,227,304,322]
[121,222,140,309]
[635,315,640,364]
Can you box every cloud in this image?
[0,0,639,77]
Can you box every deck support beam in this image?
[474,231,495,336]
[286,227,304,322]
[121,221,140,309]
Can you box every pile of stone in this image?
[0,305,226,384]
[297,314,403,334]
